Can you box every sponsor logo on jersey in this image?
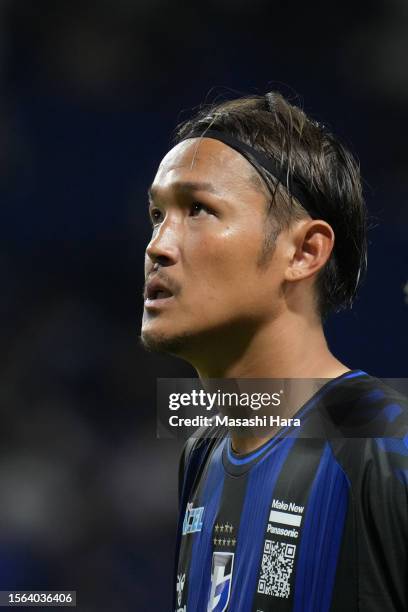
[256,498,304,598]
[267,524,299,538]
[182,502,204,535]
[176,573,185,607]
[207,552,234,612]
[271,498,304,514]
[175,572,186,611]
[267,498,304,538]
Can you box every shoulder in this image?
[329,435,408,492]
[316,372,408,439]
[178,420,227,503]
[313,373,408,502]
[179,419,227,470]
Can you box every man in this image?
[141,92,408,611]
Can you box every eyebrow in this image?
[148,181,221,202]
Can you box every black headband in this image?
[186,129,321,220]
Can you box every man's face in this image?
[141,137,288,360]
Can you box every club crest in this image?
[207,552,234,612]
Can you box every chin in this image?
[140,326,192,356]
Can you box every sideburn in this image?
[256,216,280,268]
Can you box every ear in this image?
[284,219,335,282]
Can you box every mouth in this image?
[144,278,175,309]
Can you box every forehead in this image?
[151,137,259,196]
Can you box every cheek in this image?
[185,228,262,297]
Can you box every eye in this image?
[149,207,163,225]
[189,202,213,217]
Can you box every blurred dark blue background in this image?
[0,1,407,610]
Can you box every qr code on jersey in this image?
[257,540,296,598]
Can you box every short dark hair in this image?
[174,92,368,319]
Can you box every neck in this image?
[195,310,347,379]
[193,310,349,454]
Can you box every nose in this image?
[145,220,179,268]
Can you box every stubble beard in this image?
[140,327,195,357]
